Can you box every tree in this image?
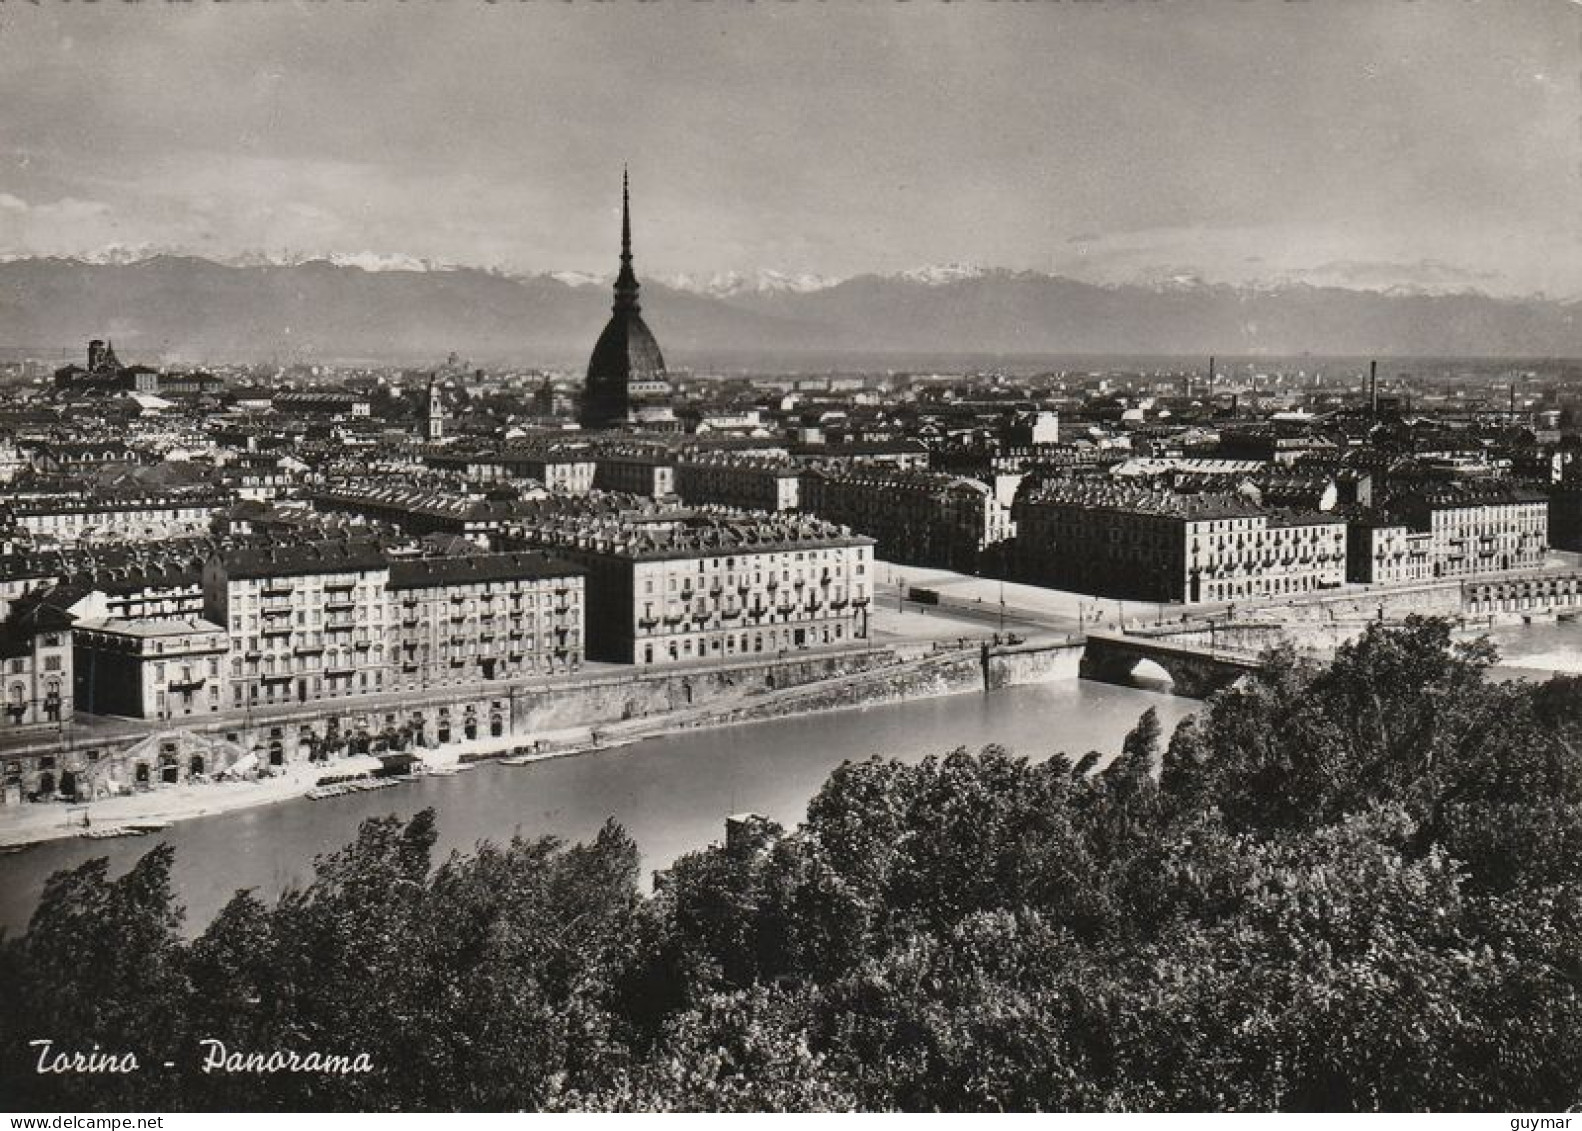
[3,845,188,1110]
[9,618,1582,1111]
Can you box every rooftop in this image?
[215,539,392,580]
[512,499,871,562]
[77,616,226,639]
[388,551,584,589]
[1022,481,1343,525]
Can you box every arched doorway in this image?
[58,770,77,799]
[36,771,55,796]
[490,715,503,738]
[135,763,150,787]
[189,755,205,777]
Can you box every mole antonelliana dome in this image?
[580,169,671,430]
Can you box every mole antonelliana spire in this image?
[580,167,672,430]
[615,165,637,310]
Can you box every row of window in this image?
[19,507,213,527]
[151,658,221,680]
[638,622,856,664]
[643,566,865,594]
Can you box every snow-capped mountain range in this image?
[561,263,993,295]
[2,253,1578,362]
[553,267,857,296]
[9,247,1558,303]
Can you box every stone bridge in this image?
[1079,630,1268,699]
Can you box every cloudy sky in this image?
[1,1,1578,295]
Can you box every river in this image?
[0,679,1192,936]
[1483,618,1582,676]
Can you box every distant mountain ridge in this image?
[0,255,1576,365]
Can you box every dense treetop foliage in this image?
[3,617,1579,1111]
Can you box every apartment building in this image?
[509,499,873,666]
[427,447,598,494]
[5,492,224,546]
[674,453,801,512]
[1014,483,1348,603]
[73,617,229,720]
[386,552,585,690]
[0,601,73,729]
[799,467,1014,572]
[203,541,394,709]
[592,447,677,498]
[1388,483,1547,580]
[311,482,545,547]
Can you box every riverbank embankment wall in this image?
[660,640,1085,733]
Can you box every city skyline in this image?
[1,2,1578,297]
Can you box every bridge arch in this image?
[1128,656,1175,691]
[1080,632,1262,699]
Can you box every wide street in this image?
[869,560,1176,644]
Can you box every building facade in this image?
[0,603,73,730]
[426,449,599,493]
[203,541,394,710]
[387,552,585,690]
[1389,485,1548,580]
[800,467,1014,572]
[675,454,801,513]
[509,502,874,665]
[1014,484,1348,603]
[73,618,229,720]
[593,448,678,498]
[271,391,372,418]
[1344,517,1434,586]
[5,492,223,546]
